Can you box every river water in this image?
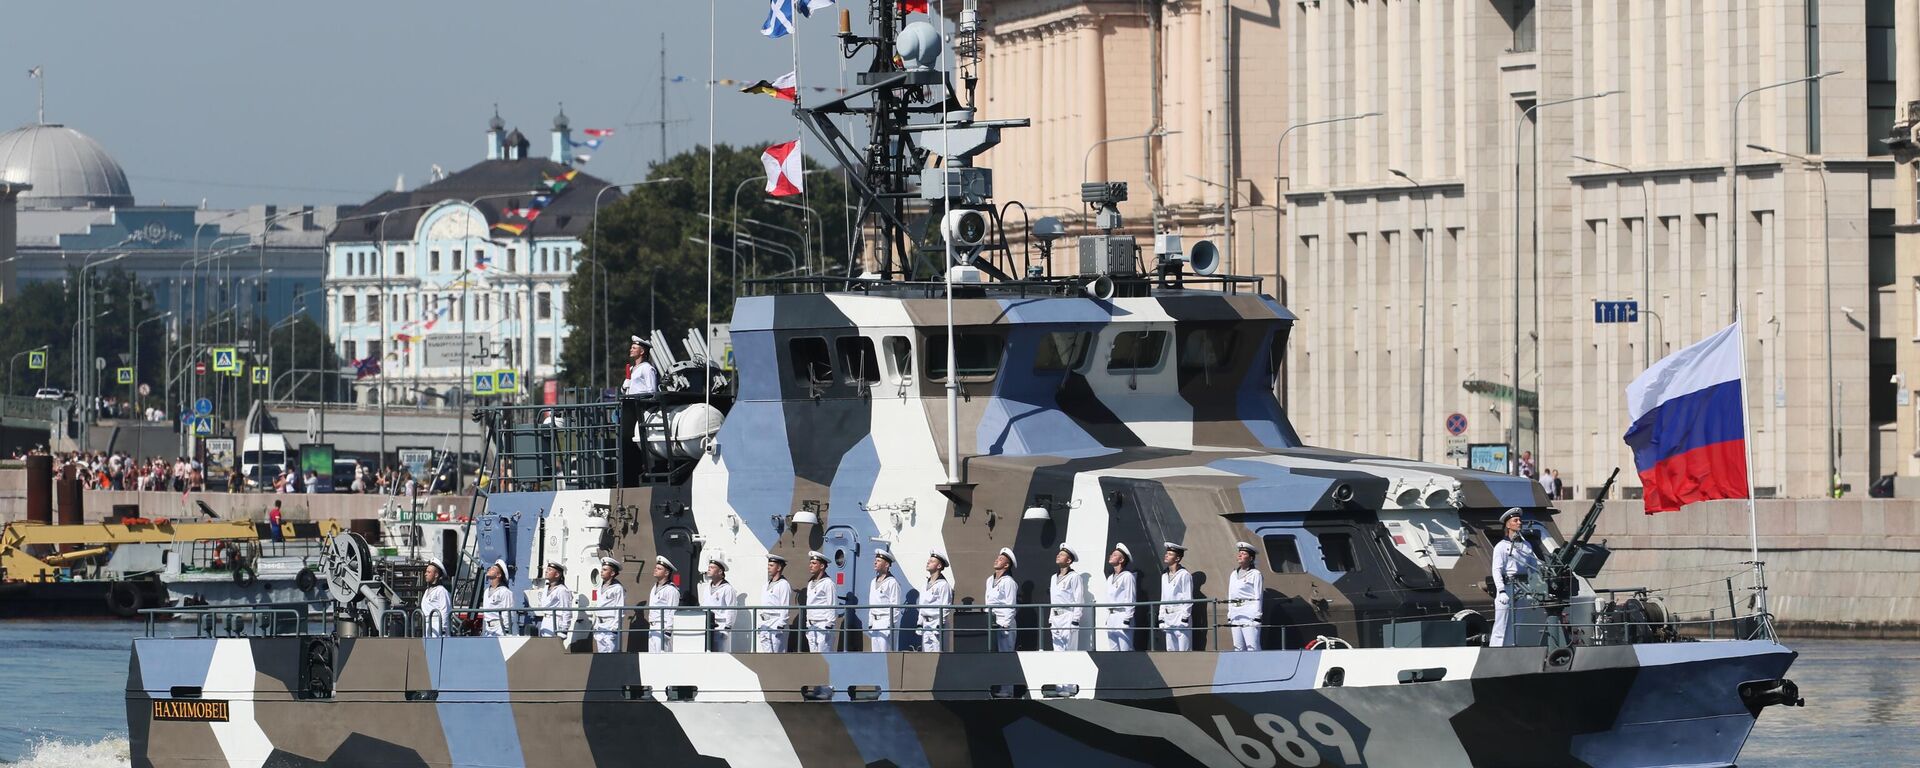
[0,621,1910,766]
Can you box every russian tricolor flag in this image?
[1623,323,1750,513]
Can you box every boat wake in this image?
[7,735,128,767]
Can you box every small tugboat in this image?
[126,3,1799,765]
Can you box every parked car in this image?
[32,388,66,401]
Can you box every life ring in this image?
[106,582,144,618]
[232,565,257,587]
[295,568,318,592]
[1304,635,1352,651]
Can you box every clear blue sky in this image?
[3,0,865,207]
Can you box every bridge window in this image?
[1035,331,1091,372]
[1319,533,1357,572]
[837,337,880,385]
[884,336,913,383]
[926,333,1003,381]
[1263,534,1306,574]
[789,337,833,385]
[1106,330,1167,371]
[1178,327,1237,377]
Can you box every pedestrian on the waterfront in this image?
[697,555,737,651]
[758,554,793,653]
[1159,542,1193,651]
[268,500,284,542]
[1102,543,1136,651]
[303,469,320,494]
[803,551,835,652]
[622,336,659,396]
[536,562,575,639]
[985,547,1017,652]
[1517,450,1536,480]
[1490,507,1541,647]
[865,550,900,652]
[1049,544,1084,651]
[647,556,680,652]
[591,557,626,653]
[1539,469,1560,499]
[420,557,451,638]
[1228,542,1263,651]
[917,549,952,652]
[480,559,514,637]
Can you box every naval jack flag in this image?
[761,139,804,197]
[1622,322,1750,513]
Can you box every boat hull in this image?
[1,579,168,618]
[127,637,1794,767]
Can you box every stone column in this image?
[1079,16,1108,183]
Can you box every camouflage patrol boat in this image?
[126,3,1801,766]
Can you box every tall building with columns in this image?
[973,0,1903,500]
[325,109,615,407]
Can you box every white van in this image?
[239,432,290,489]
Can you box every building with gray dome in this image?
[0,123,134,209]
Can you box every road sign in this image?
[191,416,214,437]
[472,371,496,396]
[211,347,238,372]
[95,356,106,371]
[494,370,518,393]
[138,383,151,397]
[251,366,270,385]
[1445,412,1468,436]
[306,409,319,443]
[26,350,44,370]
[194,397,213,415]
[1593,300,1640,324]
[116,367,133,385]
[195,360,207,375]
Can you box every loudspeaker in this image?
[1082,275,1115,301]
[1188,240,1221,275]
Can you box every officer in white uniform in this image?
[984,547,1018,652]
[1228,542,1264,651]
[1101,543,1136,651]
[591,557,627,653]
[1049,545,1085,651]
[758,554,793,653]
[803,551,836,652]
[647,556,681,652]
[1159,542,1193,651]
[622,336,659,396]
[1490,507,1542,647]
[420,557,452,638]
[480,559,515,637]
[697,555,737,651]
[535,562,575,639]
[865,550,901,652]
[917,549,953,652]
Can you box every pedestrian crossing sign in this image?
[27,350,44,370]
[472,371,496,396]
[211,347,238,373]
[251,366,269,385]
[494,370,518,393]
[116,367,133,385]
[191,416,213,436]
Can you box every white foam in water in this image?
[11,736,129,768]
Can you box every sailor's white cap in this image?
[1234,541,1257,555]
[425,557,447,576]
[1500,507,1524,523]
[928,547,949,568]
[545,561,566,575]
[1112,542,1132,562]
[767,553,788,566]
[807,550,829,564]
[1163,541,1186,554]
[599,556,622,572]
[654,555,676,572]
[996,546,1017,569]
[488,558,509,578]
[705,554,728,571]
[874,549,895,564]
[1058,543,1078,562]
[630,335,652,348]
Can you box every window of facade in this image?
[837,336,880,385]
[1868,0,1895,156]
[789,337,833,384]
[342,295,357,323]
[537,289,552,320]
[454,249,463,271]
[363,296,377,323]
[539,337,554,365]
[925,333,1004,381]
[1106,330,1168,371]
[430,250,441,272]
[393,250,404,275]
[1871,209,1895,288]
[343,340,357,361]
[1034,331,1091,371]
[507,248,517,272]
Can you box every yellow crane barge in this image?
[1,518,260,618]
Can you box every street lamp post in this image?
[1275,113,1381,281]
[1511,90,1619,472]
[1390,169,1432,462]
[1749,142,1836,498]
[1729,71,1840,323]
[8,346,47,397]
[1573,155,1653,367]
[134,311,174,411]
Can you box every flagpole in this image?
[939,0,960,486]
[705,0,717,410]
[790,0,810,275]
[1733,319,1766,621]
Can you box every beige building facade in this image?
[974,0,1910,501]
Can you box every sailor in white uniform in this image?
[535,562,575,639]
[480,559,515,637]
[1490,507,1541,647]
[647,556,681,652]
[420,557,452,638]
[697,555,737,652]
[1101,543,1136,651]
[917,549,953,652]
[758,555,794,653]
[1049,544,1085,651]
[1228,541,1264,651]
[865,550,901,652]
[622,336,659,396]
[591,558,627,653]
[984,547,1018,652]
[1158,542,1193,651]
[803,551,836,652]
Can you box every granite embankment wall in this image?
[0,468,476,525]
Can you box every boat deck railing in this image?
[474,398,625,491]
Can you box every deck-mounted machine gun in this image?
[1543,467,1620,612]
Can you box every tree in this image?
[0,267,164,402]
[560,144,851,388]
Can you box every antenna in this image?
[625,35,692,167]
